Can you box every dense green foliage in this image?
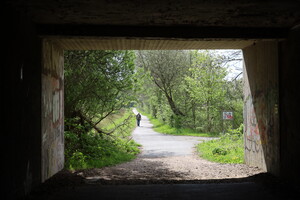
[64,50,136,129]
[136,50,243,134]
[65,109,140,170]
[64,50,139,169]
[197,124,244,163]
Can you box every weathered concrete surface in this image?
[41,40,64,182]
[50,37,255,51]
[9,0,298,51]
[9,0,300,28]
[243,42,280,175]
[279,26,300,183]
[132,109,211,158]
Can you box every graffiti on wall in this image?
[244,89,274,149]
[41,41,64,182]
[243,41,280,174]
[244,94,262,153]
[244,86,279,171]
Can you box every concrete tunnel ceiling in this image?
[10,0,300,27]
[9,0,300,49]
[50,38,255,50]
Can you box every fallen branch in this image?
[78,111,134,138]
[77,111,112,136]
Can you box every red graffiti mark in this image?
[258,119,267,144]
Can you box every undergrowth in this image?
[64,109,140,170]
[197,124,244,164]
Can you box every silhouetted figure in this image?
[136,113,141,126]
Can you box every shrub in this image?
[68,151,87,169]
[212,148,228,155]
[64,109,140,170]
[197,123,244,164]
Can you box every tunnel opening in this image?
[4,1,300,199]
[30,40,288,200]
[33,38,287,199]
[61,48,255,184]
[40,36,279,188]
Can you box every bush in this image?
[64,109,140,170]
[212,148,228,155]
[197,123,244,163]
[68,151,87,169]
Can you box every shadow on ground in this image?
[25,168,300,200]
[80,157,191,181]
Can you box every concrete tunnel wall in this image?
[41,40,64,182]
[4,5,65,198]
[243,42,280,175]
[279,26,300,182]
[242,28,300,180]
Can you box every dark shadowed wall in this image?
[279,26,300,183]
[3,6,42,199]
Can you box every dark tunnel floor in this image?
[24,170,300,200]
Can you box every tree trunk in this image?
[165,93,185,116]
[206,102,211,132]
[192,101,196,129]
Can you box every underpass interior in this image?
[4,1,300,199]
[22,37,300,200]
[33,39,287,200]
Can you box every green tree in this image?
[185,51,227,132]
[64,50,136,134]
[136,50,244,133]
[136,50,190,117]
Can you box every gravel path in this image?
[80,109,264,184]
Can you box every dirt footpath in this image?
[80,154,263,185]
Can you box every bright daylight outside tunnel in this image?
[62,49,256,184]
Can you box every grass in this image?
[86,151,136,168]
[140,111,219,137]
[196,132,244,164]
[97,109,129,130]
[65,108,140,170]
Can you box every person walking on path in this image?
[136,113,142,127]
